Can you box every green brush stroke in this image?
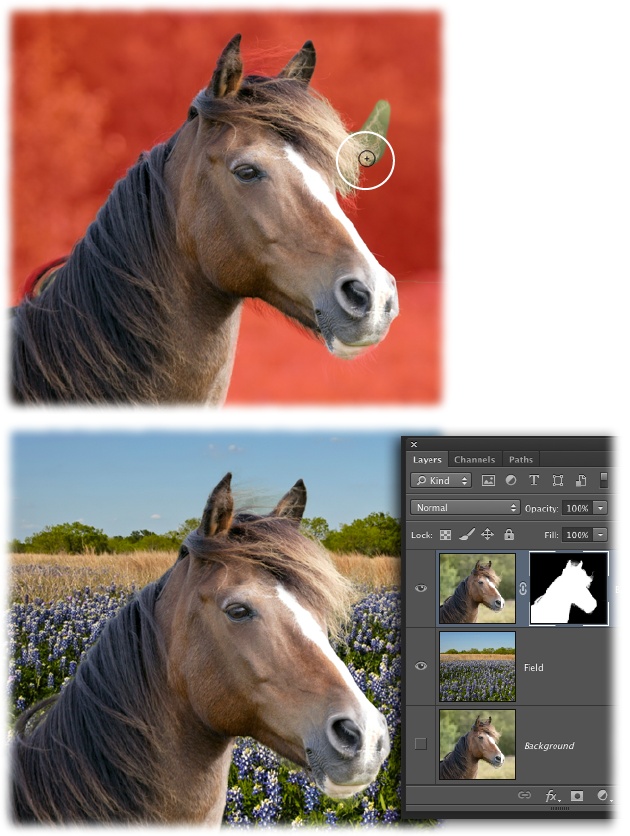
[359,100,391,162]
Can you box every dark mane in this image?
[184,514,353,637]
[192,74,361,195]
[12,137,187,403]
[439,733,473,780]
[439,577,472,624]
[12,579,176,822]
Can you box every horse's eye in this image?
[233,164,263,183]
[225,603,254,622]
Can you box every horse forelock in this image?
[474,719,501,741]
[183,515,353,638]
[192,75,362,196]
[473,562,501,587]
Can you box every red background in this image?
[11,11,441,404]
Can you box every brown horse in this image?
[439,560,505,623]
[439,716,504,780]
[11,474,390,824]
[12,35,398,404]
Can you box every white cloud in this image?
[150,513,161,520]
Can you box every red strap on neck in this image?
[22,256,69,299]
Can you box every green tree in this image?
[323,512,400,557]
[24,522,109,554]
[167,518,201,540]
[132,533,180,551]
[301,517,330,542]
[128,529,155,543]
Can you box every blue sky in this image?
[439,632,515,653]
[11,431,414,540]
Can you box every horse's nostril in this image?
[336,278,372,318]
[330,718,363,756]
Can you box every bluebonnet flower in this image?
[10,584,405,827]
[439,659,515,702]
[303,783,321,813]
[252,798,278,826]
[324,809,338,826]
[360,799,379,826]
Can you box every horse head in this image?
[166,35,398,360]
[469,716,504,768]
[562,559,596,613]
[157,473,390,799]
[470,561,505,612]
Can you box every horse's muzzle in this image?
[304,710,390,798]
[315,270,398,359]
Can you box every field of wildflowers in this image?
[8,583,405,827]
[439,659,516,703]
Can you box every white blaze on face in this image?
[487,735,504,764]
[486,579,504,607]
[275,584,387,786]
[283,145,395,333]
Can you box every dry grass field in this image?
[477,599,516,623]
[477,755,516,780]
[439,654,515,663]
[9,551,400,602]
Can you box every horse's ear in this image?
[271,479,307,522]
[474,560,481,571]
[488,560,492,568]
[487,716,492,724]
[577,561,583,569]
[209,34,244,99]
[199,473,234,537]
[278,41,316,85]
